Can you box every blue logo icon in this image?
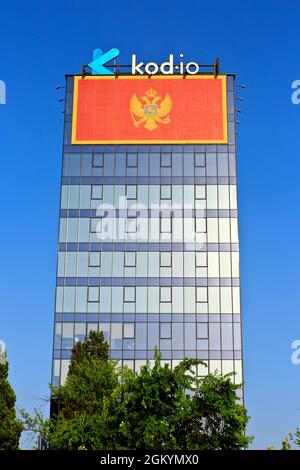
[88,48,120,75]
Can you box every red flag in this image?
[72,75,228,144]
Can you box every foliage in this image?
[280,430,300,450]
[0,361,23,450]
[21,331,252,450]
[68,330,109,376]
[268,429,300,450]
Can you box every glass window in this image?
[172,323,183,350]
[124,286,136,302]
[195,218,206,233]
[160,217,172,233]
[93,153,104,167]
[148,323,159,349]
[126,185,137,199]
[127,153,138,167]
[196,252,207,267]
[89,252,101,267]
[195,153,205,167]
[161,153,171,167]
[160,323,171,338]
[111,323,122,350]
[160,252,171,267]
[160,339,171,350]
[91,185,103,200]
[88,287,100,302]
[125,252,136,267]
[136,323,147,350]
[124,323,135,338]
[69,154,81,176]
[54,323,62,348]
[160,287,171,303]
[196,287,207,303]
[197,323,208,338]
[126,217,137,233]
[195,185,206,199]
[160,185,171,200]
[74,323,86,343]
[99,322,110,342]
[81,153,92,176]
[90,218,101,233]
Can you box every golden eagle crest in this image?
[130,88,172,131]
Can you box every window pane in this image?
[195,185,206,199]
[160,252,171,267]
[196,218,206,233]
[89,252,101,267]
[124,287,136,302]
[161,287,171,302]
[160,323,171,338]
[125,252,136,267]
[126,218,137,233]
[111,323,122,349]
[196,252,207,267]
[88,287,99,302]
[91,185,103,200]
[93,154,104,167]
[161,185,171,200]
[124,323,135,338]
[160,218,171,233]
[196,287,207,303]
[161,153,171,167]
[197,323,208,338]
[126,185,137,199]
[127,154,138,167]
[195,153,205,167]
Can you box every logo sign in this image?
[132,54,201,75]
[88,48,120,75]
[72,75,228,144]
[88,49,206,76]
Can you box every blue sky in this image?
[0,0,300,449]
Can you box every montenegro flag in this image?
[71,75,228,144]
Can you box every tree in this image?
[48,331,119,449]
[115,354,251,450]
[279,430,300,450]
[0,361,23,450]
[68,330,109,376]
[174,371,250,449]
[22,332,252,450]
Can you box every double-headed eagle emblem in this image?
[130,88,172,131]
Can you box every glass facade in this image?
[51,74,243,390]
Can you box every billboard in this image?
[71,75,228,144]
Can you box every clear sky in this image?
[0,0,300,450]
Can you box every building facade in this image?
[51,70,243,391]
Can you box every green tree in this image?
[68,330,109,376]
[278,430,300,450]
[0,361,23,450]
[48,331,119,449]
[116,354,251,450]
[22,332,252,450]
